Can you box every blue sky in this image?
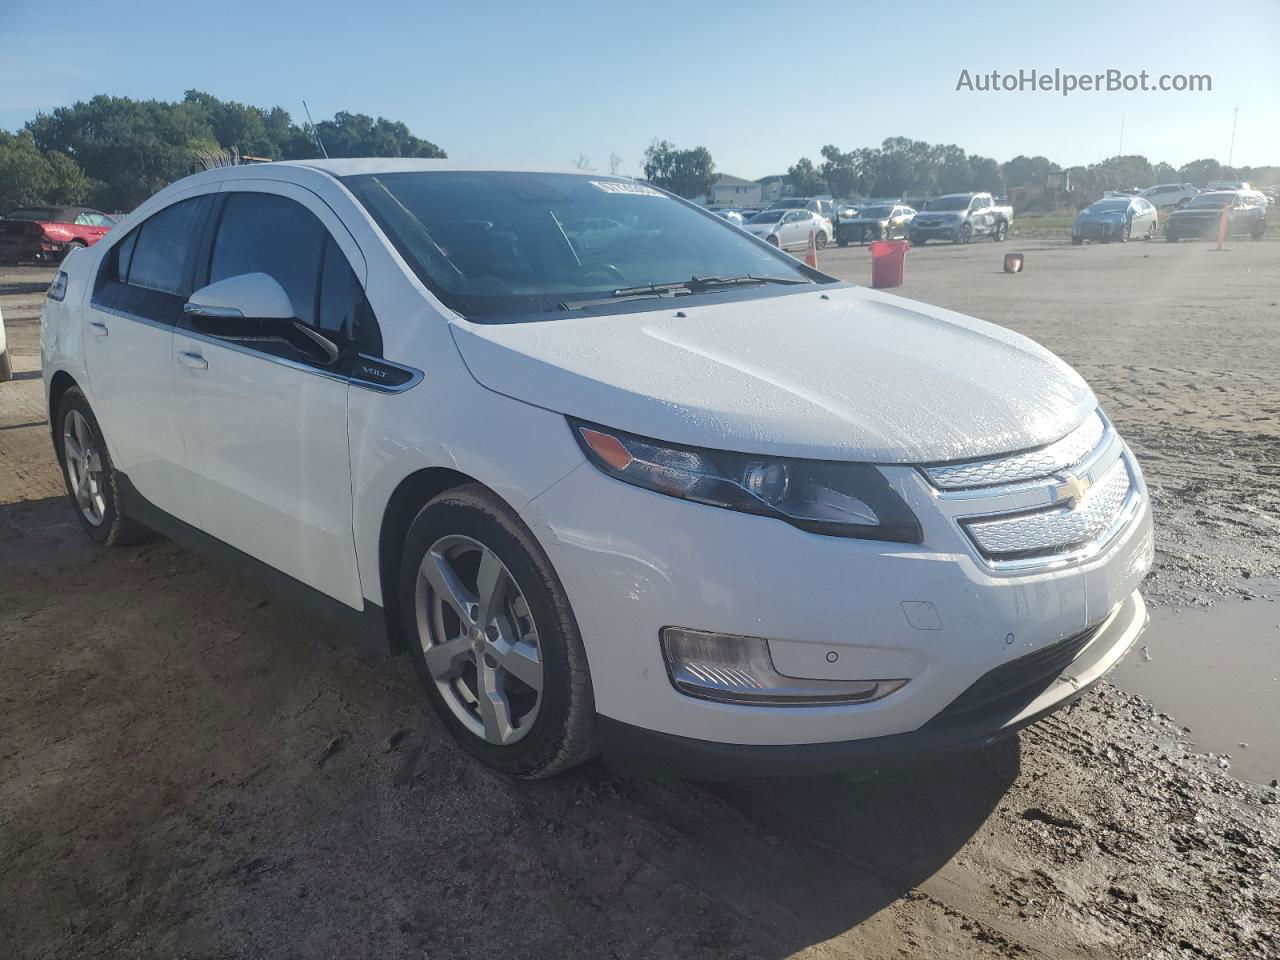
[3,0,1277,178]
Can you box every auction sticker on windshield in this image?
[589,181,664,197]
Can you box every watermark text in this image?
[956,69,1211,96]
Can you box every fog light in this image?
[660,627,906,706]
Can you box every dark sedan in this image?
[836,204,912,245]
[1164,192,1266,242]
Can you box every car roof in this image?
[238,158,620,178]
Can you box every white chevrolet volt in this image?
[41,160,1153,779]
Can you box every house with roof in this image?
[708,174,764,207]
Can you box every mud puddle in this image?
[1112,594,1280,784]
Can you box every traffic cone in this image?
[804,230,819,268]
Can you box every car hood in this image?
[742,222,778,233]
[449,285,1097,463]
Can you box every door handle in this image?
[177,350,209,371]
[88,321,109,337]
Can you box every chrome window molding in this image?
[86,303,422,394]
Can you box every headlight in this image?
[569,419,922,542]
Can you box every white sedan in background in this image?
[742,208,832,249]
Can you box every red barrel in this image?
[869,240,910,288]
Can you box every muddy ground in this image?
[1,235,1278,959]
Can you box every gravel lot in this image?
[2,235,1278,959]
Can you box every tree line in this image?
[642,136,1276,209]
[3,92,1276,215]
[798,141,1277,208]
[1,91,445,213]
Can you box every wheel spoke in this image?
[474,548,509,628]
[63,432,83,465]
[488,635,542,692]
[423,635,473,681]
[421,551,477,624]
[84,448,103,476]
[72,412,91,452]
[477,662,516,743]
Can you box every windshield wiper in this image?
[686,274,810,289]
[557,275,810,312]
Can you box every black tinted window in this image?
[211,193,327,326]
[113,230,138,284]
[128,196,213,296]
[318,236,362,336]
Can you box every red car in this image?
[0,206,117,264]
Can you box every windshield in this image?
[1085,201,1130,214]
[747,210,785,224]
[342,172,813,319]
[1186,194,1234,209]
[925,196,971,211]
[857,206,893,218]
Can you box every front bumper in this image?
[599,589,1147,778]
[1074,220,1125,241]
[909,222,960,240]
[530,450,1154,758]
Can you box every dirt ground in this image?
[1,234,1278,959]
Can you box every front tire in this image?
[955,223,971,244]
[993,220,1007,242]
[55,387,152,546]
[399,485,597,779]
[0,348,11,383]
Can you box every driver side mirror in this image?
[185,273,340,367]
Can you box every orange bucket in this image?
[869,240,909,288]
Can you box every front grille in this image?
[965,457,1132,559]
[924,624,1100,727]
[924,413,1104,490]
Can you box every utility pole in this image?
[1118,115,1125,157]
[1227,106,1238,168]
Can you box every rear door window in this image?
[128,197,215,296]
[93,194,216,325]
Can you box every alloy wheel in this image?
[63,409,106,525]
[415,534,543,745]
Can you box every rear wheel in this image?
[837,236,849,247]
[400,485,597,778]
[1072,237,1083,246]
[766,235,779,247]
[815,231,827,249]
[61,239,86,262]
[55,387,152,546]
[955,223,972,244]
[1119,220,1131,242]
[0,348,11,383]
[1251,220,1265,240]
[993,220,1008,242]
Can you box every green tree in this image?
[290,111,446,160]
[1178,158,1225,186]
[643,139,716,199]
[0,130,94,212]
[818,145,859,198]
[786,157,825,196]
[1001,155,1060,189]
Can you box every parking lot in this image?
[2,236,1278,958]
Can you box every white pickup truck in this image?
[909,192,1013,245]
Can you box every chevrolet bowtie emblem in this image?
[1053,473,1091,507]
